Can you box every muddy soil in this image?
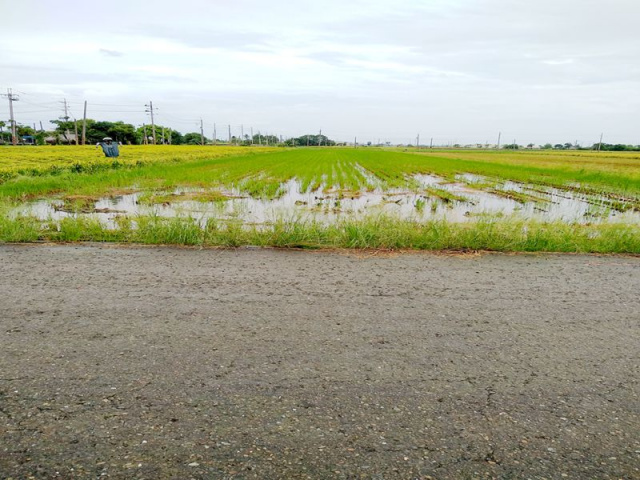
[1,244,638,479]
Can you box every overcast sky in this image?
[2,0,639,145]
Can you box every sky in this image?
[2,0,639,145]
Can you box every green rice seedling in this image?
[486,188,549,204]
[138,190,230,205]
[424,187,468,204]
[409,149,640,199]
[55,195,98,213]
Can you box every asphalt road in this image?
[1,244,639,479]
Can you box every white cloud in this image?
[1,0,639,144]
[541,59,575,66]
[99,48,124,57]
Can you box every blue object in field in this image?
[100,142,120,157]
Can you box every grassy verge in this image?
[1,214,638,253]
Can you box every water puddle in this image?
[11,174,640,227]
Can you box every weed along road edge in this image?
[1,244,639,479]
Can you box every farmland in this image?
[0,145,639,252]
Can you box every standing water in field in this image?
[11,173,640,228]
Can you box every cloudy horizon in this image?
[2,0,639,145]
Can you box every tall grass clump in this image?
[0,215,42,242]
[0,213,638,253]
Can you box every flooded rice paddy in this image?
[12,173,639,228]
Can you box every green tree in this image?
[16,124,36,136]
[184,132,207,145]
[0,121,10,143]
[593,143,638,151]
[290,134,336,147]
[170,130,184,145]
[252,133,280,145]
[108,122,136,144]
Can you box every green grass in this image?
[1,214,638,253]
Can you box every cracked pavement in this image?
[1,244,639,479]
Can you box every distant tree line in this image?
[589,143,640,151]
[9,120,635,150]
[0,119,184,145]
[536,143,640,151]
[0,119,339,147]
[499,142,640,151]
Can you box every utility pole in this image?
[213,123,217,145]
[228,124,231,144]
[39,121,44,133]
[81,101,87,145]
[319,129,322,146]
[143,124,148,145]
[417,134,420,149]
[354,136,357,148]
[60,98,72,144]
[7,88,18,146]
[241,124,244,144]
[62,100,79,146]
[145,101,157,144]
[497,132,501,150]
[200,118,205,146]
[150,101,156,144]
[250,127,253,145]
[430,137,433,149]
